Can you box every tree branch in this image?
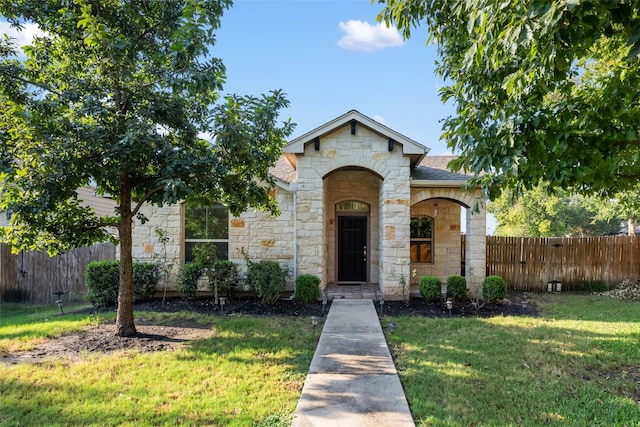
[130,186,164,219]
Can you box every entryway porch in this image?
[324,283,381,300]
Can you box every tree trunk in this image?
[628,218,636,236]
[115,177,137,337]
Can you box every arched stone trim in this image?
[411,186,486,291]
[411,187,477,208]
[318,157,393,180]
[323,166,384,181]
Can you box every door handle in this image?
[363,245,367,262]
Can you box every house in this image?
[131,110,487,298]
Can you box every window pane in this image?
[185,206,208,239]
[337,200,370,211]
[410,242,432,263]
[185,203,228,239]
[419,242,432,263]
[411,217,432,238]
[185,242,229,263]
[207,204,229,239]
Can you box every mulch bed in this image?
[2,291,539,364]
[128,290,540,319]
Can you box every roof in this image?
[269,156,296,184]
[270,154,473,185]
[411,155,471,182]
[284,110,428,169]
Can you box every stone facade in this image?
[129,110,486,298]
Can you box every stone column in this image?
[465,204,487,291]
[379,178,411,299]
[295,175,325,283]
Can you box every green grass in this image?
[385,293,640,426]
[3,294,640,426]
[0,304,320,426]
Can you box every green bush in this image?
[177,262,204,298]
[294,274,321,304]
[133,262,161,301]
[419,276,442,301]
[482,275,507,302]
[581,280,608,293]
[247,260,288,305]
[207,260,240,299]
[85,260,161,307]
[446,275,467,300]
[85,260,120,308]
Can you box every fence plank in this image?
[485,235,640,291]
[0,243,116,304]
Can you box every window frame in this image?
[410,215,434,264]
[183,202,230,263]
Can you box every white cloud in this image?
[337,20,403,52]
[372,115,386,125]
[0,21,45,48]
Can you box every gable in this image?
[284,110,428,169]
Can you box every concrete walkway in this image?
[291,299,415,427]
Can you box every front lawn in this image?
[2,292,639,426]
[385,293,640,426]
[0,304,318,427]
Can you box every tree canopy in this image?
[488,183,623,237]
[378,1,640,200]
[0,0,294,336]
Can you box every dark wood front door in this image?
[338,216,367,282]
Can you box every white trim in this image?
[411,180,468,187]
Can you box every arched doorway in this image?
[323,168,382,285]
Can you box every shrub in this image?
[85,260,120,308]
[446,275,467,300]
[85,260,161,307]
[419,276,442,301]
[247,260,288,305]
[133,262,161,301]
[294,274,321,304]
[207,260,240,299]
[482,275,507,302]
[581,280,608,293]
[177,262,204,298]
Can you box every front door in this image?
[337,216,367,282]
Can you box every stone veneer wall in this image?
[128,187,296,291]
[129,203,183,287]
[465,205,487,290]
[293,124,411,296]
[410,199,462,290]
[228,188,296,290]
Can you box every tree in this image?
[584,187,640,235]
[0,1,294,337]
[377,1,640,200]
[488,183,623,237]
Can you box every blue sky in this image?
[0,1,454,153]
[214,0,455,155]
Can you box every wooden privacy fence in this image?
[484,235,640,291]
[0,242,116,304]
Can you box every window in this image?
[410,216,433,263]
[184,202,229,262]
[336,200,370,212]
